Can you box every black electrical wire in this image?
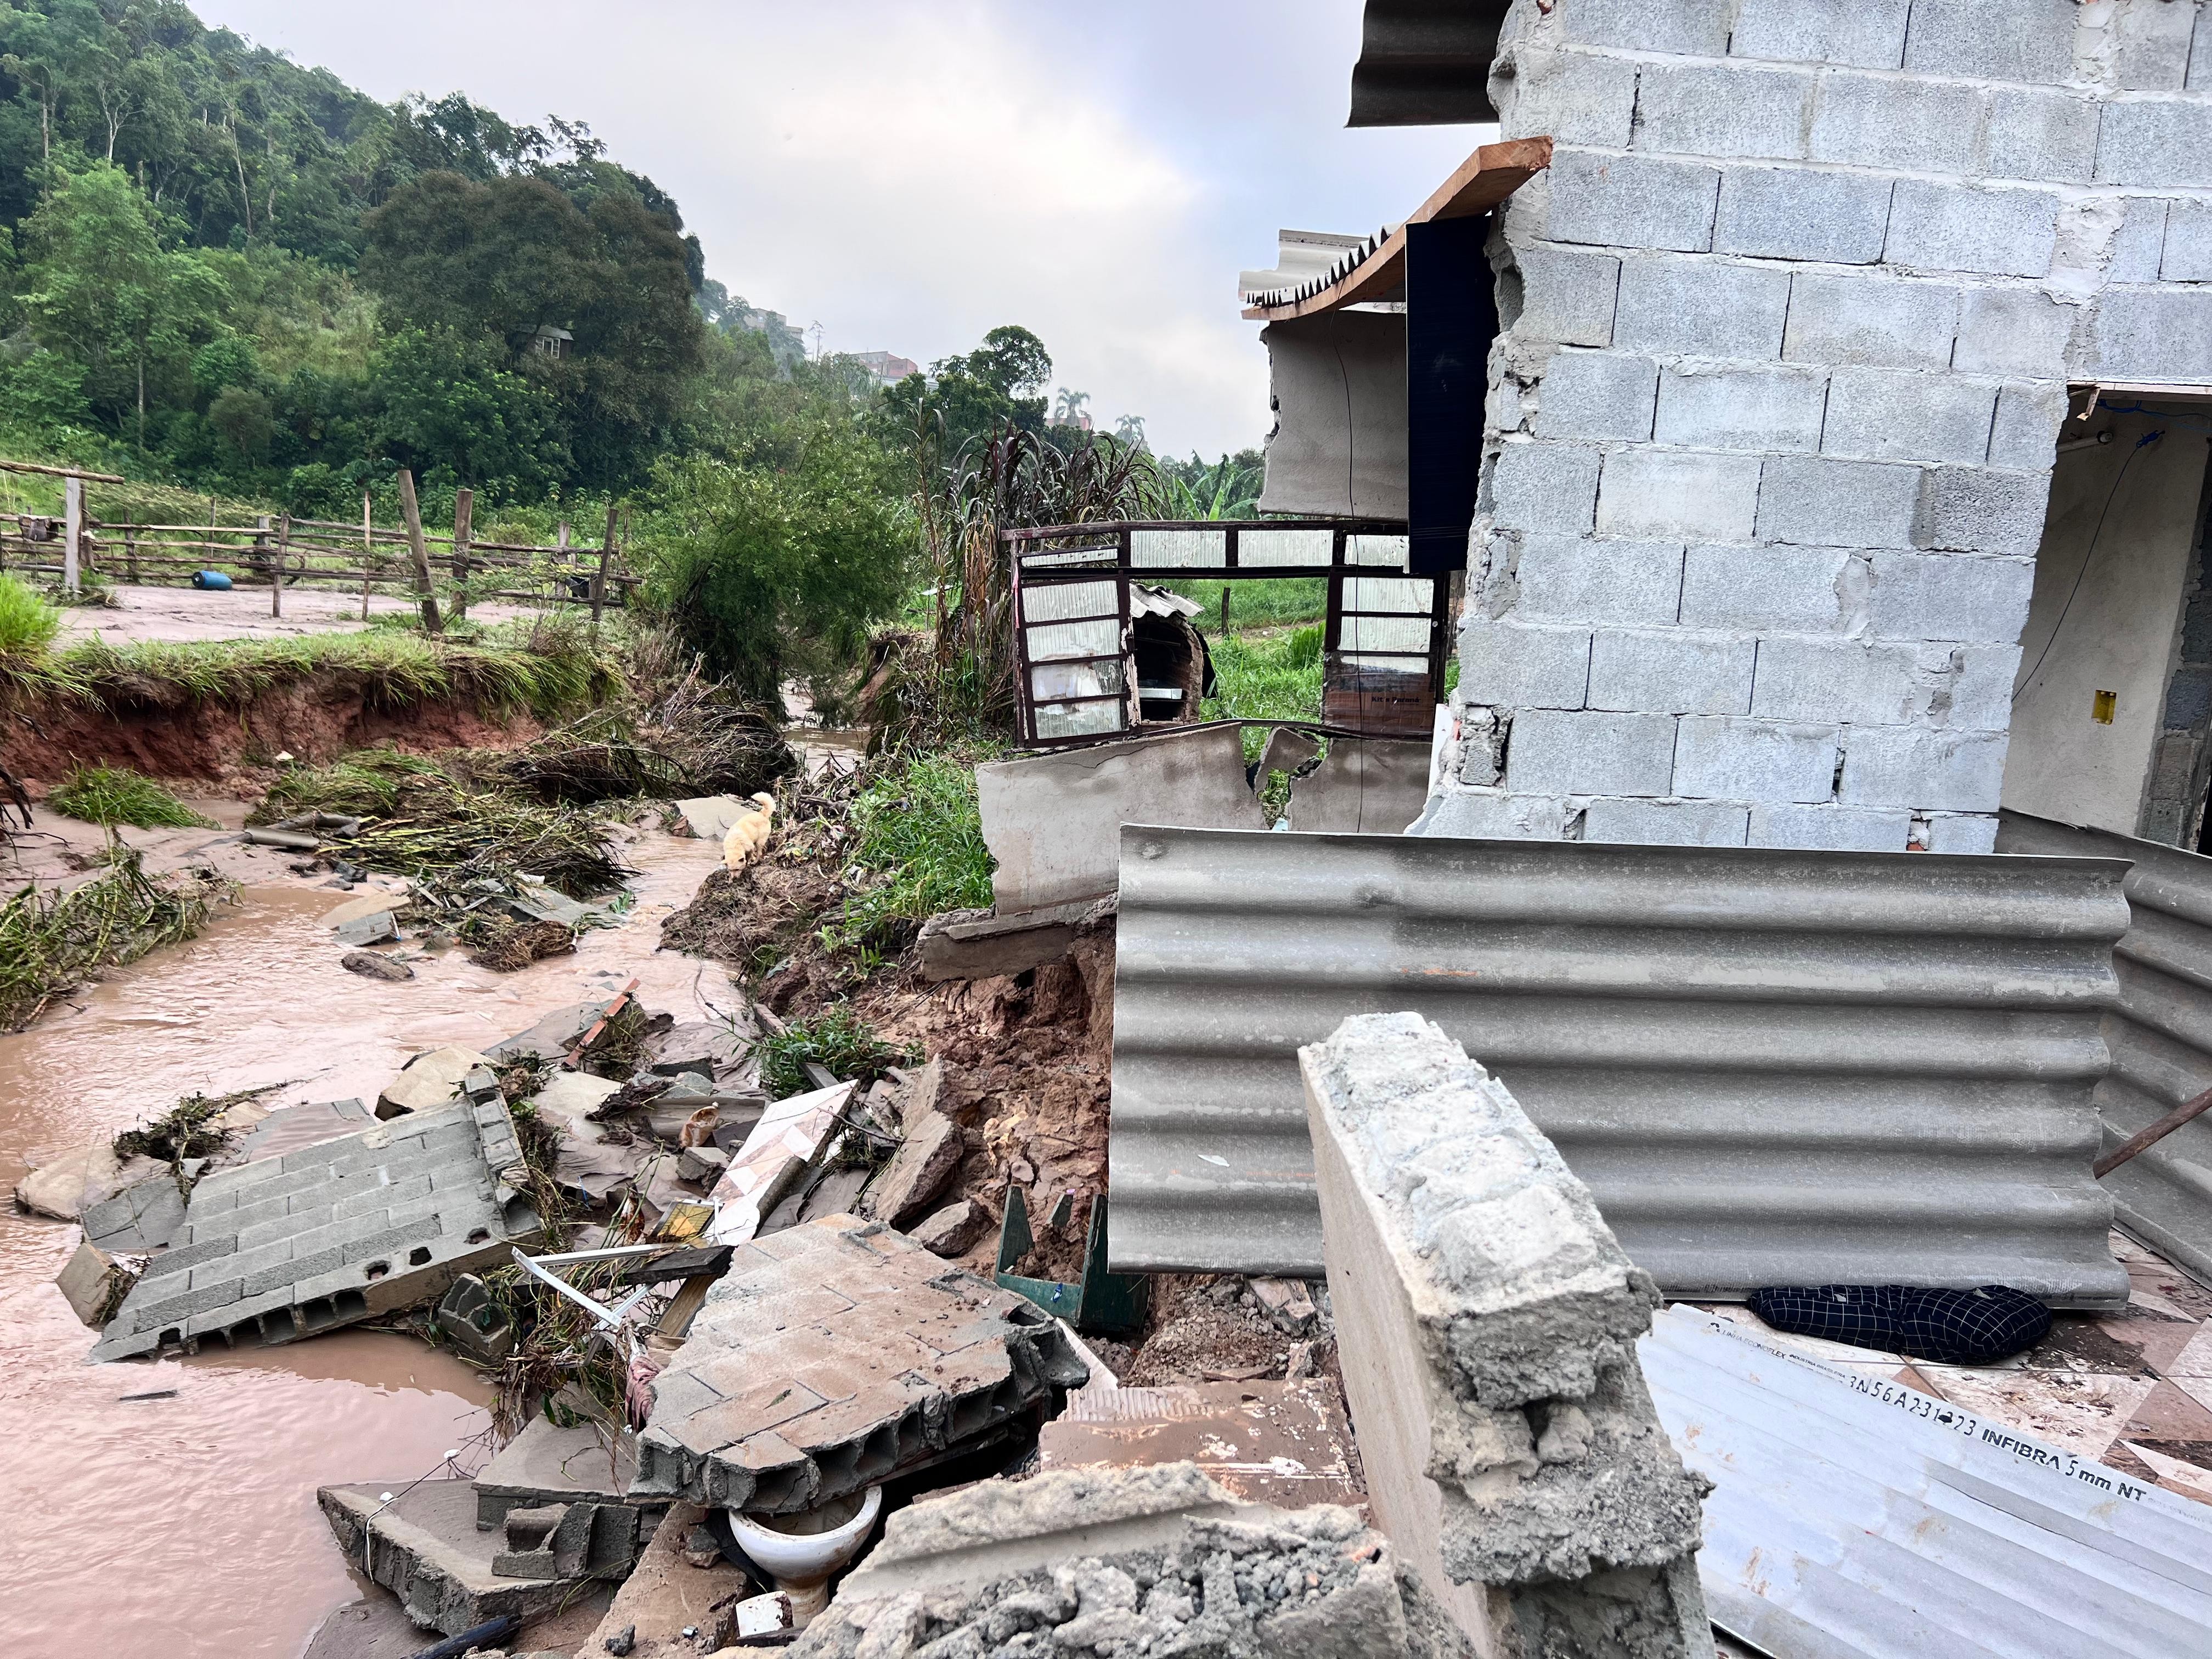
[2013,428,2163,707]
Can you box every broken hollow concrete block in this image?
[1300,1013,1714,1659]
[861,1060,964,1227]
[788,1462,1479,1658]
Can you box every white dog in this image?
[721,792,778,871]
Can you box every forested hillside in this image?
[0,0,814,510]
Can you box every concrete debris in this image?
[380,1047,497,1119]
[319,1481,606,1638]
[789,1462,1477,1658]
[583,1500,754,1659]
[490,1500,642,1582]
[56,1238,124,1327]
[916,900,1090,984]
[529,1071,644,1204]
[336,911,401,947]
[473,1418,653,1533]
[13,1138,164,1222]
[1040,1380,1364,1510]
[703,1082,853,1245]
[907,1200,990,1259]
[91,1085,543,1361]
[488,1000,617,1064]
[648,1019,756,1084]
[1248,1277,1319,1336]
[1302,1012,1713,1659]
[80,1169,192,1253]
[435,1273,516,1364]
[633,1214,1088,1515]
[675,794,751,841]
[343,950,416,981]
[862,1061,963,1228]
[323,891,408,930]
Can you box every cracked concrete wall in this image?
[1417,0,2212,854]
[1301,1012,1711,1659]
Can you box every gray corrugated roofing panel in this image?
[1108,826,2133,1304]
[1640,1306,2212,1658]
[1998,811,2212,1283]
[1348,1,1513,127]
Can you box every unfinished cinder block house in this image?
[1247,0,2212,855]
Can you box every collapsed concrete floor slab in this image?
[632,1214,1090,1515]
[792,1461,1479,1657]
[92,1084,542,1360]
[1302,1012,1714,1659]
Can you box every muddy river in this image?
[0,830,732,1656]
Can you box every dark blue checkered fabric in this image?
[1746,1284,2051,1366]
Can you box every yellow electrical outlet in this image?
[2092,689,2117,725]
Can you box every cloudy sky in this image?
[192,1,1476,461]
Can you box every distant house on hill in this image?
[854,351,921,388]
[515,324,574,361]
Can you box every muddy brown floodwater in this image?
[0,828,732,1657]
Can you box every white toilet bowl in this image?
[728,1485,883,1627]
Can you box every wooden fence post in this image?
[360,489,374,621]
[62,475,81,594]
[592,503,617,628]
[450,487,473,623]
[396,470,444,635]
[272,512,290,617]
[125,527,137,584]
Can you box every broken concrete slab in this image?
[488,1000,613,1064]
[57,1238,121,1327]
[13,1139,163,1223]
[79,1171,190,1253]
[319,1481,584,1637]
[1285,738,1431,834]
[978,725,1267,912]
[229,1097,376,1159]
[475,1418,647,1531]
[90,1091,543,1361]
[790,1462,1476,1658]
[324,891,410,929]
[380,1047,496,1119]
[491,1499,642,1582]
[633,1214,1088,1516]
[648,1019,755,1083]
[906,1200,990,1258]
[1301,1012,1712,1658]
[337,913,401,949]
[860,1062,962,1228]
[675,795,751,841]
[704,1082,851,1246]
[528,1071,642,1203]
[916,899,1094,983]
[583,1499,753,1659]
[1040,1380,1364,1509]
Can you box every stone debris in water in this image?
[341,949,415,981]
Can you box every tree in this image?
[879,324,1052,455]
[1052,387,1089,427]
[369,326,569,501]
[1114,413,1147,450]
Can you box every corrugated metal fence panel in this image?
[1997,811,2212,1284]
[1110,827,2134,1305]
[1640,1307,2212,1659]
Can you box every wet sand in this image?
[54,583,539,647]
[0,829,731,1655]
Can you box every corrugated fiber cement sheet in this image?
[1109,827,2132,1305]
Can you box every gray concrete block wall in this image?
[1424,0,2212,854]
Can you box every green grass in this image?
[49,765,215,828]
[0,853,232,1031]
[831,748,1000,953]
[757,1005,911,1097]
[1164,577,1327,632]
[1200,629,1326,729]
[0,574,62,662]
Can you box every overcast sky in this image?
[191,1,1476,461]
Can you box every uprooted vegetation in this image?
[48,765,215,828]
[0,850,234,1030]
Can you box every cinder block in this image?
[1840,726,2008,810]
[1560,0,1733,55]
[2085,286,2212,382]
[1514,534,1685,627]
[1506,709,1678,797]
[1633,60,1813,161]
[1595,448,1763,541]
[1752,638,1921,725]
[1416,787,1577,842]
[342,1216,443,1266]
[1502,48,1639,149]
[2110,196,2172,283]
[1870,550,2035,644]
[1954,287,2078,378]
[1748,804,1910,852]
[190,1159,292,1201]
[1988,382,2068,470]
[1985,86,2102,183]
[1590,629,1755,715]
[1730,0,1909,70]
[1756,456,1921,550]
[1673,717,1838,803]
[1458,619,1593,709]
[1821,368,1997,465]
[191,1239,295,1293]
[2115,0,2200,91]
[1926,814,2000,854]
[1535,350,1658,441]
[1885,182,2062,279]
[1784,274,1959,371]
[1581,797,1749,847]
[1614,256,1789,358]
[1808,71,1984,176]
[1937,644,2023,731]
[1903,0,2078,84]
[1681,544,1862,632]
[1911,469,2052,557]
[1491,441,1602,535]
[2097,97,2212,188]
[1654,364,1828,453]
[1545,151,1720,254]
[1713,166,1893,264]
[2162,200,2212,281]
[1511,246,1621,348]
